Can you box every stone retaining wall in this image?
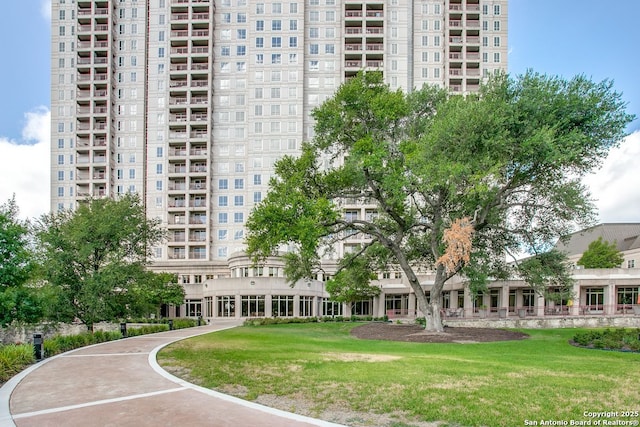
[0,322,119,345]
[445,316,640,329]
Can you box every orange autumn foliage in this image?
[436,217,474,273]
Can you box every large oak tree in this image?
[246,71,634,331]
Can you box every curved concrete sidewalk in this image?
[0,320,345,427]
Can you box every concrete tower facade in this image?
[51,0,508,318]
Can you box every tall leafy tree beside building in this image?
[35,194,182,329]
[246,71,634,332]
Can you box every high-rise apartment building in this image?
[51,0,507,318]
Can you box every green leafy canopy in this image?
[246,71,634,331]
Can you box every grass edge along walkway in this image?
[158,323,640,427]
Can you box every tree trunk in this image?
[424,266,446,332]
[411,279,445,332]
[425,301,444,332]
[391,246,446,332]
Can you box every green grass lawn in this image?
[158,323,640,427]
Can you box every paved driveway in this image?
[0,320,345,427]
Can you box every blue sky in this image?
[0,0,638,220]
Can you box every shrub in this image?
[243,317,321,327]
[43,330,122,358]
[572,328,640,352]
[0,344,35,383]
[127,324,169,337]
[125,318,198,329]
[169,318,198,329]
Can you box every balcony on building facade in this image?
[171,30,189,38]
[170,131,188,140]
[191,96,208,104]
[191,46,209,55]
[76,172,90,182]
[171,13,189,20]
[190,113,208,121]
[192,29,210,37]
[189,215,207,225]
[171,63,189,72]
[171,47,189,55]
[188,233,207,242]
[190,164,207,173]
[170,97,188,105]
[77,106,91,115]
[192,13,209,20]
[190,146,207,156]
[169,164,187,174]
[169,199,187,208]
[169,215,186,225]
[169,147,187,156]
[170,113,188,122]
[168,182,187,191]
[188,250,207,260]
[190,130,208,139]
[191,63,209,71]
[191,80,208,88]
[190,181,207,190]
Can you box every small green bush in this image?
[572,328,640,352]
[0,344,35,383]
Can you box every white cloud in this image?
[41,0,52,21]
[0,108,51,220]
[583,131,640,223]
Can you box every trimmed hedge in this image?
[126,318,198,329]
[43,330,122,357]
[243,316,389,326]
[126,324,169,336]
